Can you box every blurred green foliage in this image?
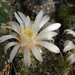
[59,5,72,19]
[59,5,75,30]
[64,15,75,25]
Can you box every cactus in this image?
[16,50,69,75]
[22,0,55,20]
[59,5,75,29]
[37,0,49,5]
[0,0,12,24]
[64,0,75,7]
[59,5,72,19]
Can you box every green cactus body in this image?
[59,5,72,19]
[0,0,12,24]
[37,0,49,5]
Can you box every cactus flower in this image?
[64,29,75,64]
[0,10,61,67]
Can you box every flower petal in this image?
[20,33,29,42]
[18,11,31,28]
[9,32,18,37]
[44,37,54,42]
[64,40,73,47]
[38,41,60,53]
[65,29,75,37]
[25,16,31,28]
[0,35,20,43]
[24,48,30,67]
[34,10,43,25]
[18,11,26,23]
[34,32,57,40]
[30,45,43,62]
[21,42,27,47]
[39,15,50,30]
[31,10,43,33]
[63,43,75,52]
[10,44,20,62]
[4,42,19,53]
[67,53,75,64]
[14,12,24,30]
[2,26,20,34]
[14,12,22,24]
[18,11,26,17]
[40,23,61,34]
[37,46,43,54]
[8,21,21,31]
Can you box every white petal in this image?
[14,12,24,30]
[18,11,27,29]
[0,35,20,43]
[9,32,22,41]
[25,16,31,28]
[34,10,43,25]
[65,29,75,37]
[38,41,60,53]
[2,26,20,34]
[9,32,18,37]
[44,37,54,41]
[18,11,26,17]
[67,53,75,64]
[4,42,19,53]
[64,40,73,47]
[34,32,57,40]
[21,42,27,47]
[22,16,31,29]
[18,48,24,55]
[24,48,30,67]
[10,44,20,62]
[14,12,22,24]
[37,46,43,54]
[39,15,50,30]
[40,23,61,34]
[20,33,29,42]
[8,21,21,31]
[18,11,26,22]
[31,10,43,33]
[63,44,75,52]
[30,45,43,62]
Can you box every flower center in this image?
[21,29,35,40]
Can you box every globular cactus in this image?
[22,0,55,20]
[59,5,72,19]
[0,0,12,24]
[37,0,49,5]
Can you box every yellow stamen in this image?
[21,29,35,40]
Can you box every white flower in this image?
[63,40,75,52]
[64,29,75,64]
[65,29,75,37]
[0,10,61,67]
